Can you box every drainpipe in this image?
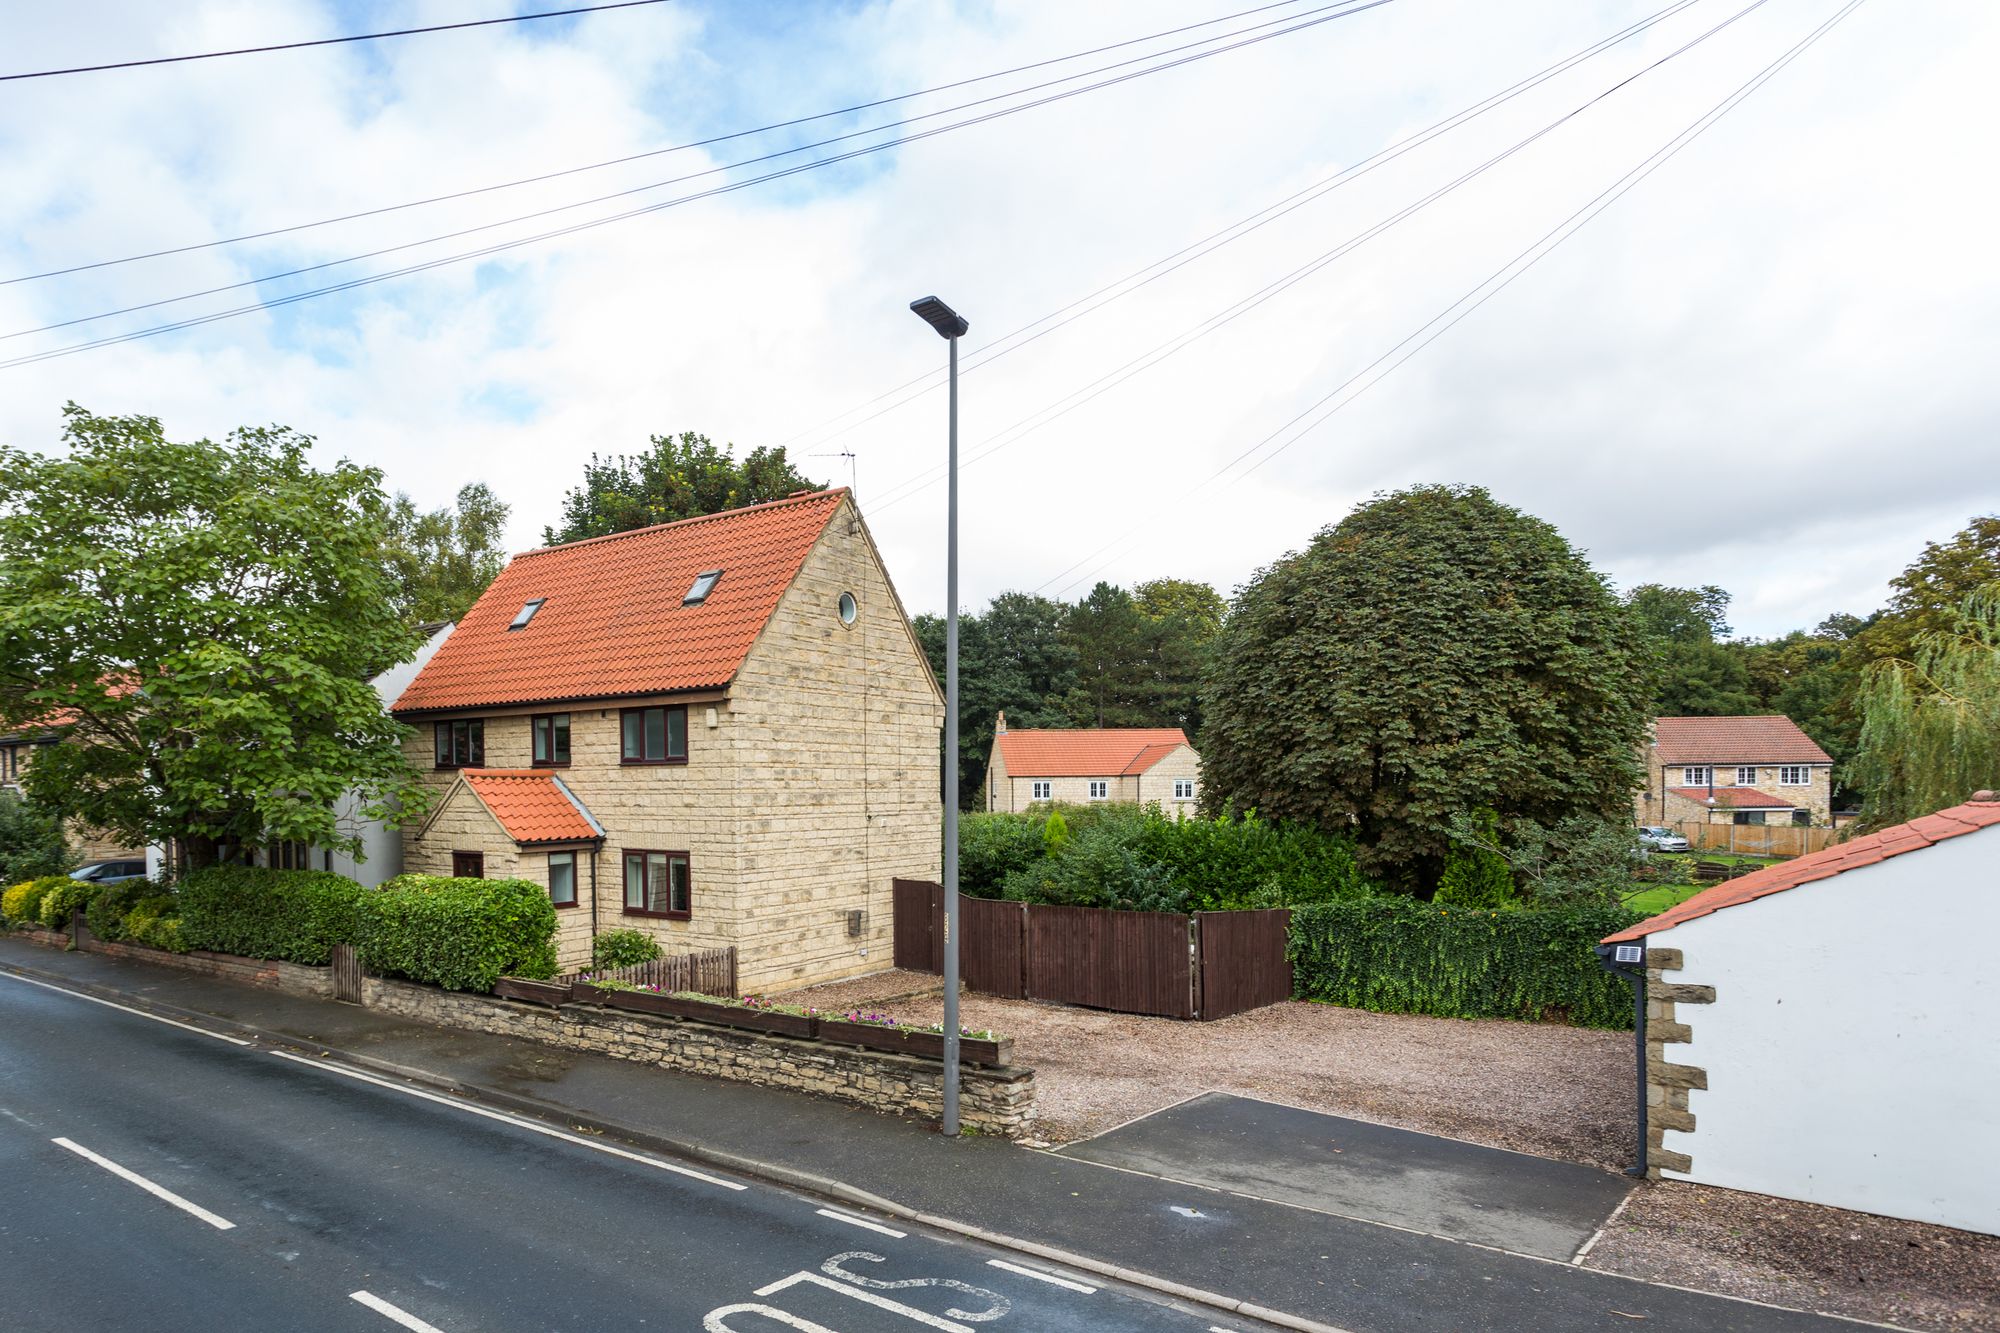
[1595,938,1649,1178]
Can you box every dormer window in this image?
[683,570,722,605]
[508,598,546,629]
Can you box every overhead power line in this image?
[0,0,1395,369]
[1,0,676,83]
[1035,0,1871,601]
[3,0,1322,285]
[865,0,1765,515]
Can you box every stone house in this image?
[389,489,942,990]
[0,708,145,863]
[1634,715,1834,828]
[1603,792,2000,1235]
[982,713,1201,817]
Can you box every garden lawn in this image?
[1622,882,1707,917]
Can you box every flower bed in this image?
[600,987,817,1039]
[493,977,574,1007]
[817,1012,1012,1067]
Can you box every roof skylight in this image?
[683,570,723,605]
[508,598,546,629]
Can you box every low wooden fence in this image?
[1671,821,1838,858]
[891,879,1289,1021]
[561,945,737,997]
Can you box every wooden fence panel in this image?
[1674,822,1837,859]
[561,945,737,997]
[1027,904,1193,1019]
[962,897,1027,999]
[1195,909,1291,1019]
[330,943,363,1004]
[892,878,943,972]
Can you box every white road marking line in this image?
[755,1272,974,1331]
[0,970,253,1045]
[1210,1326,1243,1332]
[815,1207,907,1238]
[51,1137,235,1230]
[985,1258,1097,1294]
[350,1290,448,1332]
[267,1049,746,1191]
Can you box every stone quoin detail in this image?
[1645,945,1714,1177]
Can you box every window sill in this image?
[531,760,572,770]
[618,758,690,767]
[622,907,693,921]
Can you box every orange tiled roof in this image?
[393,491,845,713]
[1652,715,1831,766]
[1666,786,1796,810]
[996,727,1190,778]
[1605,794,2000,942]
[460,769,601,845]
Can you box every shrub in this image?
[4,877,63,926]
[592,928,663,971]
[958,813,1050,896]
[1435,810,1517,910]
[123,895,187,953]
[37,877,101,930]
[0,792,71,883]
[358,874,557,991]
[1289,898,1644,1029]
[87,878,160,942]
[177,866,366,964]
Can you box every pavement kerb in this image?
[0,955,1347,1333]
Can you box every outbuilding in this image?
[1604,792,2000,1236]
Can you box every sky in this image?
[2,0,1995,640]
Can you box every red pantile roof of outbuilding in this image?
[1652,715,1830,765]
[1666,786,1796,810]
[996,727,1190,778]
[392,490,845,713]
[460,770,600,845]
[1604,793,2000,942]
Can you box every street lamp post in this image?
[910,294,969,1137]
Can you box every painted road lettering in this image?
[706,1249,1045,1330]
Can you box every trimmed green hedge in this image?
[3,875,70,927]
[37,878,101,930]
[357,874,557,992]
[87,878,161,942]
[178,866,364,965]
[1289,899,1643,1029]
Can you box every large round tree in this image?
[1200,485,1650,890]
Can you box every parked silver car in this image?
[1637,826,1689,853]
[69,858,148,884]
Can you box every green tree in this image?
[1435,809,1516,909]
[1860,515,2000,662]
[1200,485,1651,890]
[543,432,822,544]
[0,790,71,882]
[1133,577,1226,640]
[0,405,428,866]
[1849,593,2000,828]
[383,482,511,624]
[1623,583,1758,716]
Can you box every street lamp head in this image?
[910,295,968,339]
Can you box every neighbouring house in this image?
[1604,791,2000,1236]
[982,713,1200,817]
[1,704,145,863]
[1634,715,1834,828]
[388,489,943,988]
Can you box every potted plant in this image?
[816,1011,1012,1066]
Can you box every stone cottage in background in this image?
[982,713,1201,818]
[389,489,943,989]
[1634,715,1834,827]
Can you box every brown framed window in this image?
[547,850,578,908]
[532,713,571,767]
[269,840,312,870]
[452,850,485,879]
[622,850,690,918]
[620,706,688,764]
[434,718,485,769]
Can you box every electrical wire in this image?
[3,0,1322,286]
[0,0,1392,357]
[1034,0,1870,601]
[865,0,1768,515]
[776,0,1707,457]
[0,0,676,82]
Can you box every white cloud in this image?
[2,0,1994,640]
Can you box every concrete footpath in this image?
[0,936,1874,1333]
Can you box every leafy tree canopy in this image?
[1199,484,1652,890]
[543,432,822,544]
[383,482,510,626]
[0,405,427,864]
[1849,592,2000,828]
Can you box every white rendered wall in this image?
[1661,827,2000,1234]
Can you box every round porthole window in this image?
[838,591,858,625]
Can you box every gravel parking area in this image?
[1585,1180,2000,1331]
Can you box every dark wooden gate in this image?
[1027,904,1193,1019]
[330,943,363,1004]
[892,878,942,972]
[962,897,1027,999]
[1196,909,1291,1019]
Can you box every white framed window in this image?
[1682,766,1712,787]
[1734,766,1757,787]
[1779,765,1810,786]
[1030,780,1052,801]
[1173,779,1196,800]
[1088,780,1109,800]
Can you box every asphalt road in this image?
[0,974,1263,1333]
